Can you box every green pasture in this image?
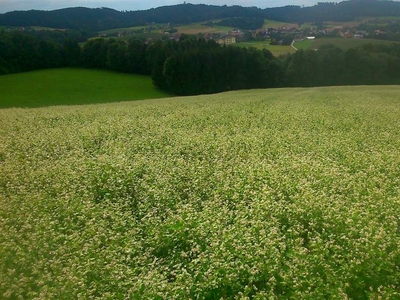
[325,19,366,28]
[360,16,400,27]
[234,41,295,56]
[176,23,233,34]
[373,16,400,20]
[312,37,400,49]
[1,86,399,298]
[263,19,299,29]
[98,22,233,37]
[99,24,167,35]
[293,37,400,51]
[89,32,165,42]
[293,39,314,50]
[30,26,64,31]
[0,68,171,108]
[99,26,148,34]
[300,23,312,30]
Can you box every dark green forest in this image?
[3,0,400,31]
[1,30,400,95]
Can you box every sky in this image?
[0,0,320,14]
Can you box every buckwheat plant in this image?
[1,86,399,299]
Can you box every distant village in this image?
[93,18,397,47]
[14,16,397,47]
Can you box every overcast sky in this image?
[0,0,320,14]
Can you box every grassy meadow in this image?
[312,37,400,49]
[99,25,160,35]
[263,19,299,29]
[1,86,400,298]
[294,37,400,51]
[176,23,233,34]
[293,39,313,50]
[0,68,171,108]
[234,41,296,56]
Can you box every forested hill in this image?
[2,0,400,31]
[0,7,126,31]
[270,0,400,22]
[0,5,264,31]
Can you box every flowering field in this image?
[1,86,400,299]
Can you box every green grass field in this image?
[313,37,400,49]
[234,41,295,56]
[30,26,64,31]
[0,68,171,108]
[98,22,233,36]
[325,19,367,28]
[99,25,157,35]
[176,23,233,34]
[1,86,400,298]
[294,37,400,51]
[263,19,299,29]
[293,39,314,50]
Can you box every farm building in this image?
[217,35,236,45]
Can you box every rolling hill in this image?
[2,1,400,31]
[1,85,400,298]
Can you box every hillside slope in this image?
[1,86,400,298]
[2,1,400,30]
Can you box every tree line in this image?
[1,30,400,95]
[0,31,84,74]
[284,43,400,86]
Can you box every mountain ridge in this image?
[1,1,400,31]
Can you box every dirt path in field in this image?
[291,40,298,51]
